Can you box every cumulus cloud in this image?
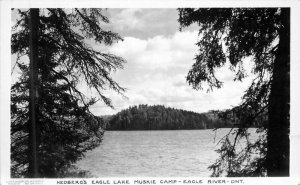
[10,8,255,116]
[90,30,254,116]
[110,31,198,70]
[105,9,198,39]
[109,9,145,31]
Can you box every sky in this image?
[86,9,254,116]
[11,9,254,116]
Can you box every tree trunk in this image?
[28,8,40,178]
[267,8,290,176]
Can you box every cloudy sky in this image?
[86,9,254,116]
[11,9,254,116]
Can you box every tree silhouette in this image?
[11,8,125,177]
[107,104,228,130]
[178,8,289,176]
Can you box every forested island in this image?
[9,7,289,178]
[102,104,235,130]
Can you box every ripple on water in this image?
[76,128,259,177]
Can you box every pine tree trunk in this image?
[266,8,290,176]
[28,8,40,178]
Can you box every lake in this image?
[76,128,259,177]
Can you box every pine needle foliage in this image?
[178,8,289,177]
[11,8,126,177]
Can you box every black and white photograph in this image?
[1,1,300,184]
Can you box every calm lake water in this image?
[76,128,259,177]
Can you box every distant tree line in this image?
[105,104,239,130]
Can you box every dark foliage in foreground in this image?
[11,8,125,177]
[178,8,289,176]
